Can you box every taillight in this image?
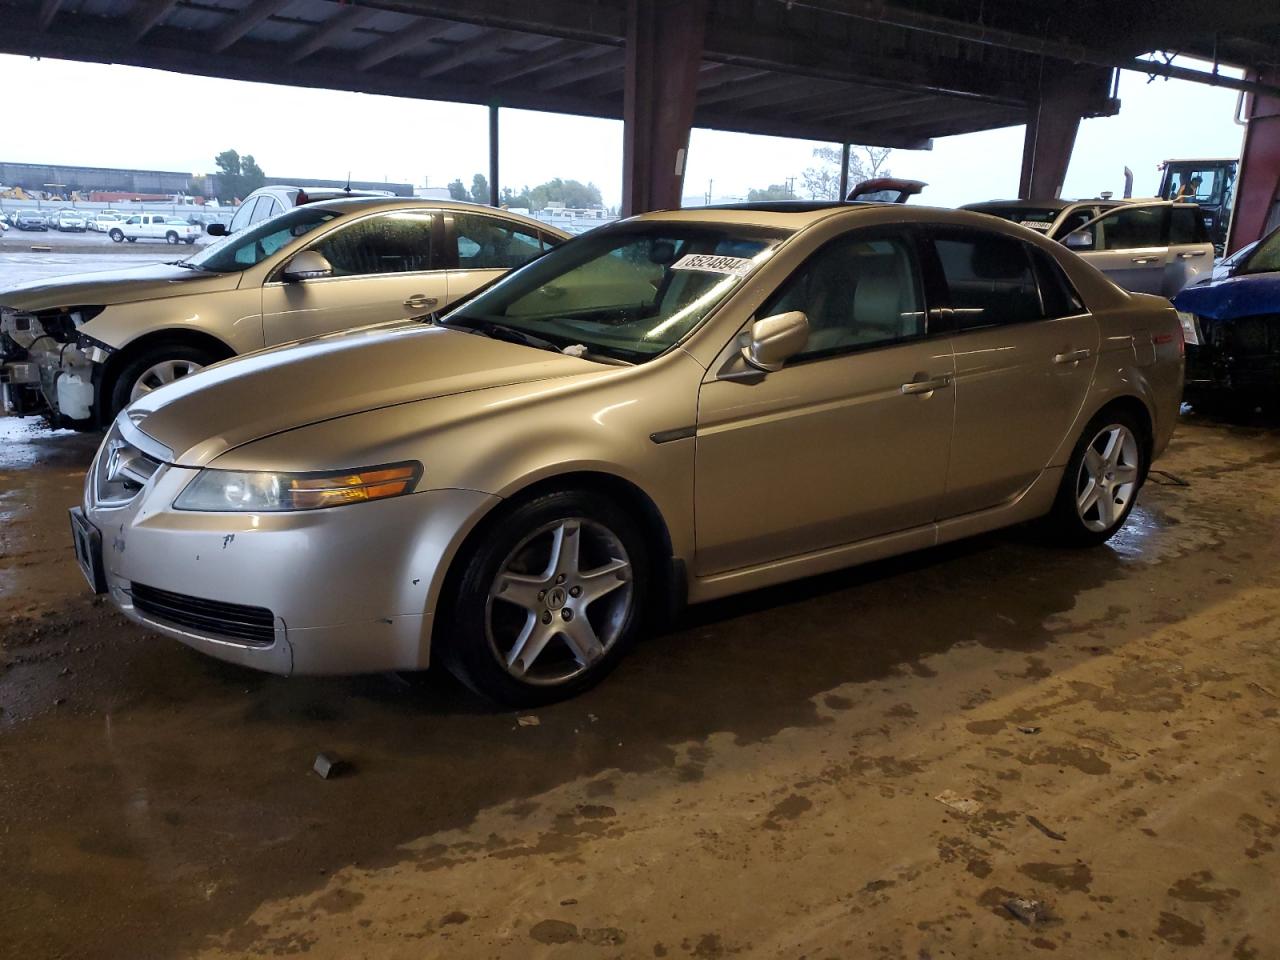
[295,190,309,206]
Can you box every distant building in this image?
[0,161,413,200]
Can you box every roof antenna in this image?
[344,171,352,195]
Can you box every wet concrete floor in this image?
[1,413,1278,959]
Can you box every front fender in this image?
[80,288,265,356]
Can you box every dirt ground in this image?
[1,412,1278,960]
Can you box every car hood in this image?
[129,323,601,467]
[0,261,239,312]
[1173,270,1280,321]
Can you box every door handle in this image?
[1053,348,1091,364]
[1178,250,1207,259]
[404,295,439,310]
[1130,256,1158,264]
[900,374,952,395]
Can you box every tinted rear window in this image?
[934,232,1045,329]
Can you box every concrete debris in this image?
[312,753,350,779]
[1017,725,1041,734]
[1026,814,1067,841]
[516,715,541,727]
[1003,896,1053,926]
[934,790,982,815]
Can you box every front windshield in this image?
[974,206,1062,231]
[1240,227,1280,276]
[442,223,786,362]
[185,205,340,273]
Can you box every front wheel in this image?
[108,343,216,418]
[439,490,650,707]
[1042,409,1146,546]
[109,229,123,243]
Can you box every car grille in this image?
[94,424,162,506]
[130,583,276,646]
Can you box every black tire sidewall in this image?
[107,342,216,420]
[1048,408,1147,547]
[109,229,123,242]
[440,490,651,707]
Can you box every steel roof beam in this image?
[38,0,64,30]
[355,18,453,71]
[286,3,381,63]
[129,0,181,41]
[212,0,296,53]
[536,48,623,91]
[419,29,510,78]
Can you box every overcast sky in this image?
[0,53,1245,209]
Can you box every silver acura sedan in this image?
[72,202,1184,705]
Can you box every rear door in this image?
[925,228,1099,517]
[1072,203,1169,294]
[445,212,556,302]
[260,209,446,345]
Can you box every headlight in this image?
[174,462,421,512]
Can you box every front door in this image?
[261,210,445,346]
[694,228,954,576]
[926,228,1100,516]
[1076,203,1170,294]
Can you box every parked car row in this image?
[0,208,213,237]
[1,195,1188,705]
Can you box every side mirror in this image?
[281,250,334,282]
[1064,230,1094,250]
[205,222,227,237]
[742,311,809,372]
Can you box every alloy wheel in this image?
[129,359,204,401]
[1075,423,1140,532]
[485,517,634,685]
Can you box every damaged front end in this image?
[1,304,111,425]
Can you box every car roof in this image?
[629,203,1088,233]
[305,196,572,237]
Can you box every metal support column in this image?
[622,0,708,216]
[488,103,500,207]
[1019,68,1115,200]
[1227,69,1280,254]
[838,142,851,200]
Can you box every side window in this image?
[153,215,165,224]
[1098,206,1166,251]
[1028,246,1086,319]
[1169,207,1207,246]
[934,232,1044,330]
[454,213,545,269]
[126,216,141,225]
[759,232,926,360]
[248,198,277,226]
[1051,208,1093,240]
[310,211,435,277]
[229,198,261,233]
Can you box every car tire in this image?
[165,231,179,244]
[1042,407,1147,547]
[109,229,123,242]
[126,237,136,243]
[108,342,217,418]
[184,237,196,245]
[438,489,650,707]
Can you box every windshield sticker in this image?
[670,254,756,277]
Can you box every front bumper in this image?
[83,449,498,674]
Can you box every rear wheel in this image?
[165,231,179,244]
[1043,409,1146,546]
[109,228,123,243]
[108,343,217,418]
[439,490,649,707]
[183,237,196,245]
[125,236,136,243]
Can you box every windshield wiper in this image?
[168,260,210,272]
[441,316,563,354]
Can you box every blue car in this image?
[1174,225,1280,410]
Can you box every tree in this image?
[802,145,894,200]
[525,178,603,211]
[747,184,794,201]
[447,178,468,201]
[213,149,266,203]
[470,173,490,204]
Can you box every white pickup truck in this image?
[108,214,202,245]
